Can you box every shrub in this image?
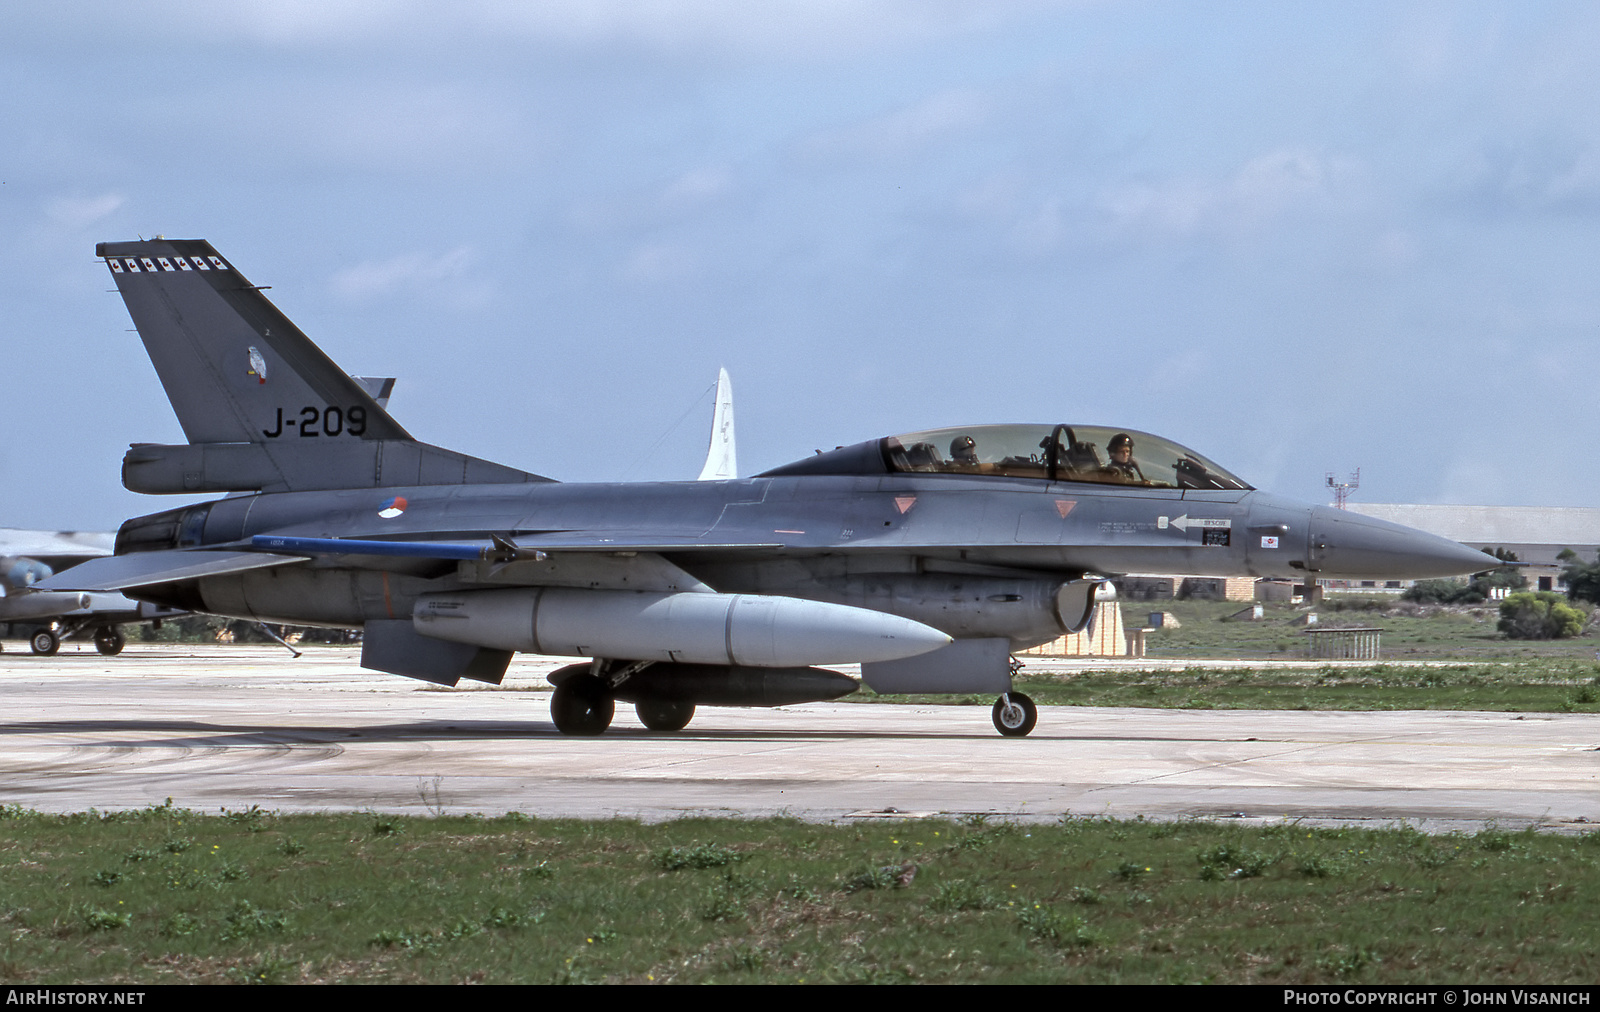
[1560,549,1600,605]
[1497,592,1586,640]
[1403,579,1482,605]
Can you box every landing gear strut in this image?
[992,691,1037,737]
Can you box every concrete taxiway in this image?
[1,643,1595,831]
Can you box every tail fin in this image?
[100,239,549,493]
[100,239,409,444]
[696,367,737,480]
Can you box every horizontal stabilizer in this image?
[33,549,303,592]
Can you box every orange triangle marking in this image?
[1055,499,1076,518]
[894,496,917,514]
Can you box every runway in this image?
[1,643,1596,832]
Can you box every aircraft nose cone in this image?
[1310,507,1492,580]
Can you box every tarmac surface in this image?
[2,642,1596,832]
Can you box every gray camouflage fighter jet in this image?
[41,239,1492,736]
[0,527,181,655]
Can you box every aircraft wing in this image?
[0,528,115,568]
[32,549,305,592]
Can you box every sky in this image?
[3,1,1599,531]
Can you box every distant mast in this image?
[1326,468,1360,510]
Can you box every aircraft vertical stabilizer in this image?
[99,239,550,493]
[697,367,737,481]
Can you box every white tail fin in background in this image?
[697,367,737,481]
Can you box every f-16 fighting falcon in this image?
[1,527,179,655]
[40,239,1493,736]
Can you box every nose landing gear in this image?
[991,691,1037,737]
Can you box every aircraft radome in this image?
[41,239,1493,737]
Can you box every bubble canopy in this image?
[761,424,1253,491]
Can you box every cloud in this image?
[660,165,733,213]
[44,193,125,231]
[801,89,988,162]
[1100,148,1360,241]
[274,83,525,174]
[621,242,698,284]
[1449,138,1600,217]
[330,247,480,301]
[14,1,1068,60]
[566,164,738,237]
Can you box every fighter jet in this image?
[0,528,178,655]
[41,239,1493,736]
[0,372,394,658]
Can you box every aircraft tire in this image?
[30,629,60,657]
[991,692,1037,737]
[551,675,614,735]
[94,628,126,656]
[636,699,695,732]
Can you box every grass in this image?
[855,660,1600,713]
[847,599,1600,712]
[1137,599,1599,662]
[2,803,1597,984]
[1009,661,1600,712]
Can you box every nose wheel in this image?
[992,691,1037,737]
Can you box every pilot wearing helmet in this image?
[950,434,980,469]
[1104,432,1145,482]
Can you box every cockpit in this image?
[760,424,1252,491]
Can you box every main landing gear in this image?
[548,661,699,735]
[550,674,614,735]
[635,699,696,732]
[30,628,60,656]
[23,623,127,657]
[94,627,126,656]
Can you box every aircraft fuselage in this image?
[120,472,1482,648]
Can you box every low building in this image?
[1344,504,1600,594]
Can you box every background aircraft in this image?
[0,527,178,654]
[0,374,396,657]
[43,239,1492,736]
[696,368,736,481]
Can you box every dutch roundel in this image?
[378,496,408,519]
